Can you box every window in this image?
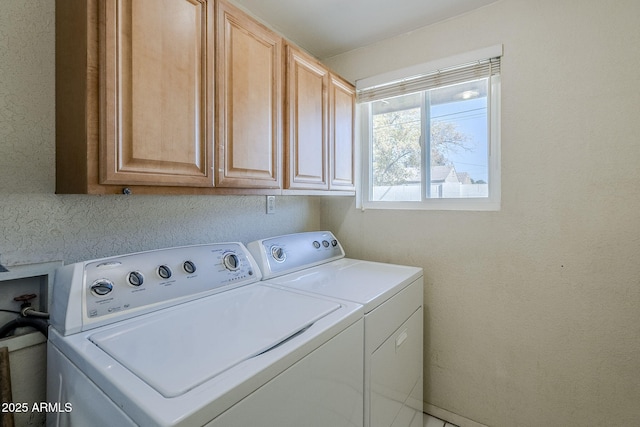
[357,47,502,210]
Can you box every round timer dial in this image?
[223,253,240,271]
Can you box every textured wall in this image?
[0,0,319,267]
[323,0,640,426]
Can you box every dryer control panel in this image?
[248,231,345,279]
[50,243,261,335]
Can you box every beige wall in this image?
[0,0,319,267]
[4,0,640,426]
[322,0,640,426]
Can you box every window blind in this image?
[357,56,501,103]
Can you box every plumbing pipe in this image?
[0,318,48,339]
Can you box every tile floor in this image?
[424,413,459,427]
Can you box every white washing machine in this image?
[47,242,364,427]
[248,231,424,427]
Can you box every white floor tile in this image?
[424,414,445,427]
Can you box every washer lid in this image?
[89,284,340,398]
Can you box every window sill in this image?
[360,198,500,211]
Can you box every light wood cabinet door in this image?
[216,0,282,188]
[100,0,214,187]
[285,45,329,190]
[329,74,356,190]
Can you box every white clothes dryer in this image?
[47,242,364,427]
[248,231,424,427]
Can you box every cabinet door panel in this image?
[100,0,213,186]
[330,75,355,190]
[286,47,329,190]
[216,0,282,188]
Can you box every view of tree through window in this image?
[370,78,489,201]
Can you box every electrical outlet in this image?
[266,196,276,214]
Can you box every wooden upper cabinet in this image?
[329,74,356,191]
[215,0,282,189]
[56,0,213,193]
[55,0,351,195]
[284,45,355,193]
[285,45,329,190]
[100,0,214,187]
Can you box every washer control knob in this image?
[312,241,321,249]
[322,240,330,248]
[158,265,172,279]
[271,246,286,262]
[90,279,114,297]
[183,260,196,274]
[223,253,240,271]
[127,271,144,287]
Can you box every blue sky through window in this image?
[431,96,488,183]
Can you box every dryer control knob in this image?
[271,246,286,262]
[127,271,144,287]
[223,253,240,271]
[90,279,114,297]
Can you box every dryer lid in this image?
[89,284,340,398]
[265,258,422,313]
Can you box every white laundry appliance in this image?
[46,242,364,427]
[248,231,424,427]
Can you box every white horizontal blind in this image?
[357,56,501,103]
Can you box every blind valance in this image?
[357,49,501,103]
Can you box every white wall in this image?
[322,0,640,426]
[0,0,318,266]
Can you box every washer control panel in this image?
[81,243,258,322]
[248,231,345,279]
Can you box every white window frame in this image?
[356,46,502,211]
